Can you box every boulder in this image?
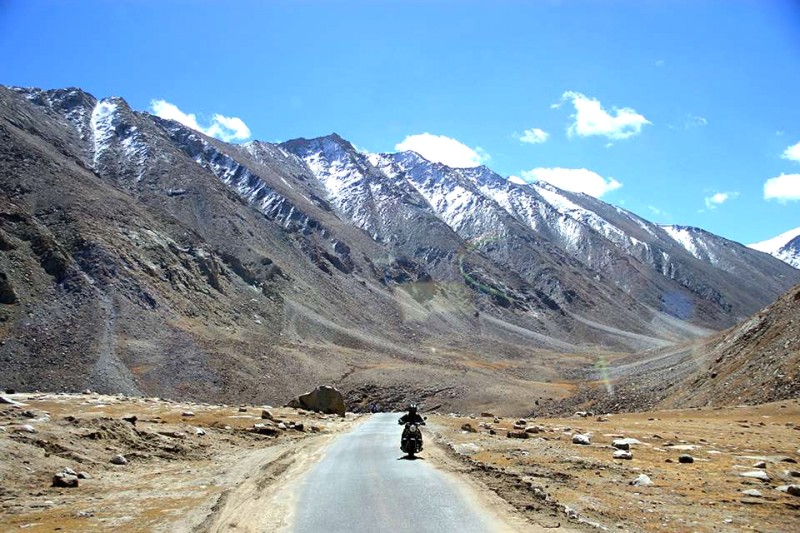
[507,430,529,439]
[741,489,763,497]
[110,454,128,465]
[788,485,800,497]
[613,450,633,460]
[740,470,770,482]
[461,423,477,433]
[261,409,274,420]
[525,426,542,434]
[630,474,653,487]
[572,434,591,445]
[679,455,694,464]
[612,440,630,451]
[286,385,346,416]
[52,473,79,488]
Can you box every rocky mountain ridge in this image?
[1,84,799,408]
[749,226,800,269]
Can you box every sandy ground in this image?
[427,400,800,532]
[2,393,799,532]
[0,392,359,532]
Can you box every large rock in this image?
[286,385,346,416]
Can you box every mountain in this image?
[1,85,799,410]
[551,282,800,414]
[748,226,800,269]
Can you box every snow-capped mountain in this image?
[748,227,800,269]
[2,84,799,406]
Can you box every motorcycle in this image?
[400,420,425,457]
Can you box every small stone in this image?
[753,461,767,469]
[110,454,128,465]
[181,411,195,417]
[77,472,90,479]
[787,485,800,497]
[14,424,36,433]
[612,440,630,451]
[277,422,287,430]
[630,474,653,487]
[679,455,694,464]
[741,489,762,497]
[613,450,633,460]
[480,412,494,418]
[740,470,770,482]
[525,426,541,434]
[461,423,477,433]
[572,434,591,445]
[195,428,206,436]
[507,430,529,439]
[52,473,79,488]
[261,410,274,420]
[238,407,248,412]
[788,470,800,478]
[61,467,77,476]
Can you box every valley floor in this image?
[1,393,798,532]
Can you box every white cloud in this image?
[518,128,549,144]
[764,174,800,202]
[395,133,489,168]
[508,175,527,185]
[519,167,622,197]
[686,114,708,128]
[655,59,665,67]
[704,191,739,209]
[558,91,651,140]
[781,141,800,162]
[150,99,251,142]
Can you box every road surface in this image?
[291,413,506,533]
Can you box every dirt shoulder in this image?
[426,400,800,532]
[0,392,360,532]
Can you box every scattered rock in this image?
[787,470,800,478]
[261,409,274,420]
[77,472,90,479]
[61,467,77,476]
[613,450,633,460]
[740,470,770,482]
[181,411,195,417]
[277,422,287,430]
[52,473,79,488]
[612,440,630,451]
[0,395,26,406]
[679,455,694,464]
[461,423,477,433]
[572,434,591,445]
[238,407,248,412]
[286,385,346,416]
[76,510,94,518]
[754,461,767,468]
[110,454,128,465]
[122,415,138,426]
[630,474,653,487]
[480,412,494,418]
[252,424,280,436]
[507,430,529,439]
[14,424,36,433]
[292,422,304,432]
[525,426,541,434]
[195,428,206,436]
[741,489,763,497]
[787,485,800,497]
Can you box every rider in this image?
[399,403,426,451]
[398,403,425,426]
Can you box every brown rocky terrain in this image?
[429,401,800,532]
[3,392,798,532]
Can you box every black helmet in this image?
[408,403,418,414]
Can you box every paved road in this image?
[291,413,501,533]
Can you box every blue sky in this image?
[1,0,799,245]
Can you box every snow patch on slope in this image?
[749,227,800,269]
[661,225,719,264]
